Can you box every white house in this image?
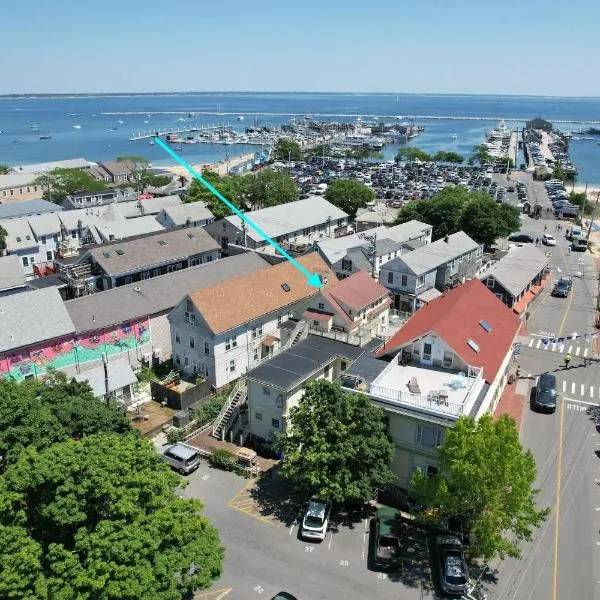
[156,202,215,229]
[168,253,336,389]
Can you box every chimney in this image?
[444,235,449,243]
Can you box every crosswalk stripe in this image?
[558,344,565,353]
[575,347,581,356]
[571,382,576,394]
[567,345,573,354]
[584,348,589,358]
[590,386,594,399]
[551,343,557,351]
[529,338,534,347]
[536,339,542,349]
[581,384,585,396]
[562,381,567,392]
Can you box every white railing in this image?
[212,379,247,437]
[309,326,370,346]
[368,383,465,416]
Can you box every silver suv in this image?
[160,443,201,475]
[300,497,331,541]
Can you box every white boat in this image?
[143,120,149,123]
[72,125,82,129]
[117,120,124,124]
[110,127,117,131]
[451,134,458,139]
[237,116,244,121]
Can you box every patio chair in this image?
[407,377,421,394]
[437,390,449,406]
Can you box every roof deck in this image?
[343,359,486,420]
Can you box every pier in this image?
[128,124,232,141]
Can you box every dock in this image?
[128,124,232,141]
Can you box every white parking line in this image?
[563,380,567,392]
[576,347,581,356]
[591,386,595,399]
[529,338,534,347]
[551,343,557,351]
[584,348,589,358]
[558,344,565,353]
[536,339,542,349]
[327,532,333,550]
[581,384,585,396]
[571,382,576,394]
[568,345,573,354]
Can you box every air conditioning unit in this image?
[142,352,152,363]
[153,348,162,359]
[443,359,452,369]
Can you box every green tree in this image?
[245,168,298,209]
[116,155,150,194]
[0,374,130,468]
[412,415,549,560]
[275,138,302,161]
[33,168,106,203]
[307,144,332,159]
[460,193,521,247]
[0,224,7,252]
[432,151,464,164]
[468,144,493,166]
[0,433,223,599]
[396,186,467,239]
[324,178,375,217]
[568,191,592,215]
[185,170,247,217]
[0,165,11,175]
[395,146,431,163]
[276,381,395,504]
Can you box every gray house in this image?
[379,231,483,312]
[479,245,550,309]
[156,203,215,229]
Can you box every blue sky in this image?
[1,0,599,95]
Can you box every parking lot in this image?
[181,464,445,600]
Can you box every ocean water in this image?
[1,93,599,183]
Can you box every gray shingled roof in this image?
[65,253,267,332]
[0,219,37,251]
[384,231,480,276]
[0,255,27,292]
[246,335,364,391]
[0,288,75,352]
[0,199,62,220]
[86,226,220,277]
[161,202,215,226]
[74,359,137,397]
[480,245,550,298]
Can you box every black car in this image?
[436,535,469,595]
[552,278,572,297]
[271,593,298,600]
[508,233,534,243]
[534,372,557,413]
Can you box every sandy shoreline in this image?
[161,152,256,179]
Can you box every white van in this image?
[160,443,201,475]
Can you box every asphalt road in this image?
[487,214,600,600]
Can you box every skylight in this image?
[103,252,111,258]
[158,240,167,246]
[115,249,125,255]
[467,339,480,353]
[187,232,196,239]
[479,319,492,333]
[281,283,291,292]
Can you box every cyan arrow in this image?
[154,138,322,288]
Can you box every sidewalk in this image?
[512,274,551,315]
[495,378,529,432]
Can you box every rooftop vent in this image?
[479,319,492,333]
[187,232,196,239]
[158,240,167,246]
[16,237,21,242]
[115,249,125,255]
[444,235,449,243]
[281,283,291,292]
[467,339,480,353]
[102,251,111,258]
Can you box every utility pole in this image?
[241,219,247,247]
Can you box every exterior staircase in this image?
[282,320,308,351]
[212,379,248,441]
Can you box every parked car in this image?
[159,443,201,475]
[533,372,558,413]
[436,535,469,595]
[508,233,534,244]
[542,233,557,246]
[571,236,588,251]
[270,593,298,600]
[373,506,402,569]
[301,498,331,541]
[552,278,572,298]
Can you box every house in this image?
[0,218,43,276]
[62,188,136,209]
[246,335,364,443]
[168,253,335,389]
[0,254,268,382]
[303,270,392,346]
[341,279,521,487]
[479,245,550,309]
[99,160,135,183]
[73,358,137,407]
[83,164,113,183]
[156,203,215,229]
[379,231,483,313]
[315,220,433,279]
[0,255,27,296]
[81,226,221,290]
[0,199,62,220]
[205,196,348,252]
[355,205,401,231]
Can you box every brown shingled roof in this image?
[325,270,390,313]
[190,252,335,335]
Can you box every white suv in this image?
[300,498,331,541]
[542,233,557,246]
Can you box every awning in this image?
[417,288,443,304]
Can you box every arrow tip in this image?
[306,273,323,288]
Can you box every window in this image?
[204,341,210,356]
[486,278,495,288]
[253,347,259,361]
[271,418,280,429]
[341,361,347,371]
[401,274,408,287]
[189,336,195,349]
[318,302,325,310]
[184,356,189,366]
[225,336,237,351]
[263,386,271,396]
[252,327,257,339]
[71,230,77,239]
[423,342,432,359]
[387,272,394,284]
[341,258,353,271]
[41,236,46,244]
[426,465,439,478]
[415,424,443,447]
[443,351,453,368]
[324,364,331,378]
[186,299,193,312]
[140,271,150,280]
[416,275,425,287]
[175,333,180,344]
[22,256,29,267]
[46,251,52,261]
[313,320,319,326]
[229,359,236,372]
[124,276,132,284]
[277,315,282,325]
[152,269,160,277]
[174,354,180,365]
[190,257,200,266]
[255,411,263,421]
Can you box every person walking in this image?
[564,353,572,368]
[568,245,572,255]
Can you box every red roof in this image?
[376,280,522,384]
[324,270,389,312]
[303,309,333,322]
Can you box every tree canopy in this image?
[245,167,298,209]
[33,168,107,203]
[0,164,10,175]
[0,373,130,468]
[396,187,520,246]
[276,380,395,504]
[185,170,248,217]
[412,415,549,560]
[0,433,223,599]
[275,138,302,161]
[468,144,494,166]
[395,146,431,163]
[324,178,375,217]
[432,151,464,164]
[0,224,7,251]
